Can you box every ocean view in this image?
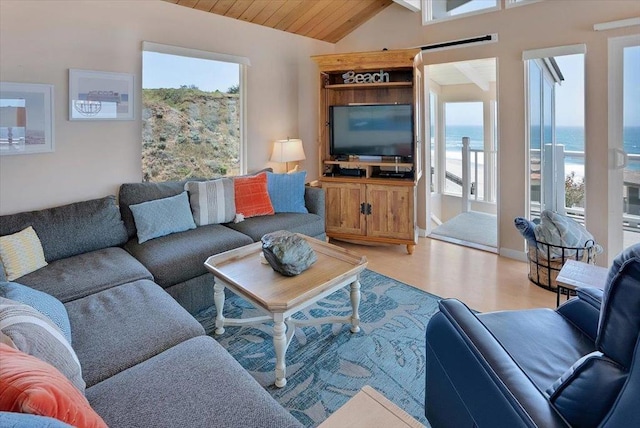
[442,125,640,177]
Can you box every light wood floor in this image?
[333,237,558,313]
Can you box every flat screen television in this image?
[330,104,414,160]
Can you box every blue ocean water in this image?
[443,125,640,170]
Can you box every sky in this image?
[142,51,239,92]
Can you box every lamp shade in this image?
[270,139,306,163]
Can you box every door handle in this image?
[610,148,628,170]
[360,202,366,214]
[366,203,372,215]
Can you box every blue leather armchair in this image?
[425,244,640,427]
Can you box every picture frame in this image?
[69,69,134,121]
[0,82,55,156]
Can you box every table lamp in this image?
[270,138,306,173]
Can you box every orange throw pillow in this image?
[0,344,107,428]
[233,172,275,218]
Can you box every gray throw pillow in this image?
[185,178,235,225]
[129,191,197,244]
[0,297,85,393]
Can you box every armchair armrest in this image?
[426,299,568,428]
[556,287,602,341]
[304,187,325,219]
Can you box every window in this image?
[141,42,248,182]
[525,46,586,219]
[423,0,500,25]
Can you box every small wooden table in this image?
[204,235,367,388]
[556,260,608,306]
[318,385,424,428]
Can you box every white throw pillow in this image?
[0,226,48,281]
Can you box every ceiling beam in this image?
[453,62,490,92]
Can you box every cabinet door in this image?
[324,183,366,236]
[366,184,415,240]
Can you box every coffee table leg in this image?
[350,280,361,333]
[214,282,226,335]
[273,314,287,388]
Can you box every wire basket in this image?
[527,239,597,292]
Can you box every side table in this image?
[318,385,424,428]
[556,260,608,307]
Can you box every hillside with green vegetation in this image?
[142,86,240,182]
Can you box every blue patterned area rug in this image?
[197,269,440,427]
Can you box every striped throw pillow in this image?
[0,226,48,281]
[185,178,236,225]
[0,297,85,393]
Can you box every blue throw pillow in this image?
[267,171,308,214]
[514,217,537,247]
[0,281,72,344]
[0,412,74,428]
[130,191,196,244]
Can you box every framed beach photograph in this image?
[0,82,55,156]
[69,69,134,120]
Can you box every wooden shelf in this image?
[324,160,413,168]
[325,82,413,89]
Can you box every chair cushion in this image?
[224,213,325,242]
[15,247,153,303]
[547,351,628,427]
[86,336,302,428]
[0,344,106,428]
[64,279,204,388]
[0,196,128,263]
[478,308,595,391]
[0,297,85,393]
[0,226,48,281]
[129,191,196,244]
[597,243,640,369]
[124,224,252,288]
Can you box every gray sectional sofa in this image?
[0,181,325,426]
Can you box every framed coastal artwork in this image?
[69,69,134,120]
[0,82,55,156]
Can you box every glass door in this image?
[609,36,640,260]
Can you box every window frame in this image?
[422,0,501,26]
[141,41,249,176]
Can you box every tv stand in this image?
[312,49,421,255]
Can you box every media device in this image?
[329,104,414,160]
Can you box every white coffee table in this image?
[204,235,367,387]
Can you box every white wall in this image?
[0,0,333,215]
[336,1,640,262]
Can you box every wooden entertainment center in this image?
[312,49,421,254]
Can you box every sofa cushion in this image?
[185,178,236,225]
[0,297,85,393]
[86,336,302,428]
[224,212,325,242]
[129,191,196,243]
[0,226,48,281]
[0,196,128,263]
[478,308,595,391]
[234,172,274,218]
[125,224,252,288]
[0,344,106,428]
[16,247,152,303]
[64,279,204,388]
[119,181,189,239]
[0,282,71,344]
[267,171,308,213]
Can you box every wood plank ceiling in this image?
[164,0,394,43]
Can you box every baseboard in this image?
[499,247,528,262]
